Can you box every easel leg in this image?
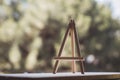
[53,26,70,74]
[71,28,76,73]
[53,60,60,74]
[80,60,84,74]
[73,24,85,74]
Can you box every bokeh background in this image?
[0,0,120,73]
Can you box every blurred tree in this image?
[0,0,120,73]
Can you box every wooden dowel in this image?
[70,28,76,73]
[53,23,70,74]
[72,20,85,74]
[54,57,84,61]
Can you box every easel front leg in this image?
[53,60,60,74]
[53,25,70,74]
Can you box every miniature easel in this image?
[53,19,85,74]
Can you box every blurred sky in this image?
[96,0,120,19]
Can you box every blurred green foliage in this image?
[0,0,120,73]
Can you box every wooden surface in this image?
[0,72,120,80]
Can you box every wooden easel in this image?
[53,19,85,74]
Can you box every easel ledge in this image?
[0,72,120,80]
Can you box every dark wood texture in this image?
[0,72,120,80]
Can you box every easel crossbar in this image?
[54,57,84,61]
